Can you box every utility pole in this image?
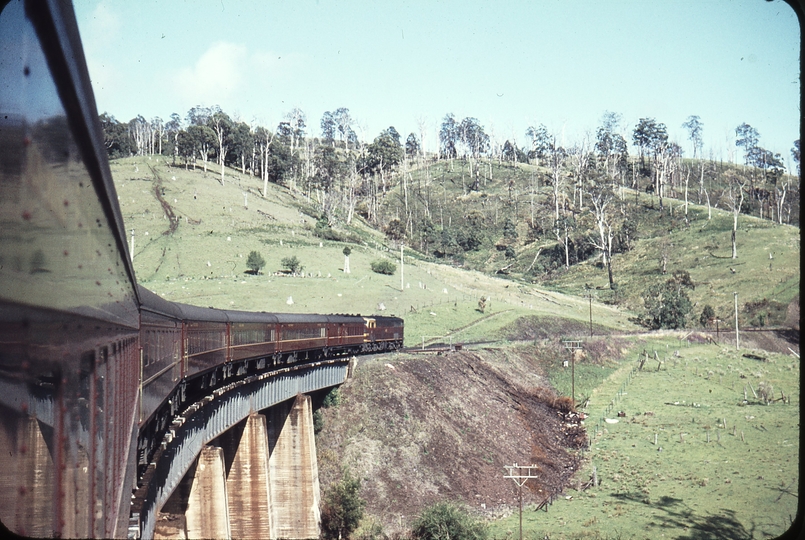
[562,339,583,407]
[734,292,740,350]
[400,243,404,292]
[504,464,540,540]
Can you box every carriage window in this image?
[282,326,325,340]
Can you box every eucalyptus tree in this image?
[405,133,420,159]
[587,182,617,288]
[725,172,747,259]
[458,117,489,187]
[439,113,459,159]
[569,136,593,208]
[165,113,182,164]
[525,123,551,166]
[186,105,216,127]
[746,146,784,220]
[791,139,800,175]
[99,113,132,158]
[321,111,336,146]
[682,115,704,159]
[283,107,306,158]
[502,140,517,162]
[458,117,489,159]
[547,133,567,222]
[595,112,628,182]
[208,110,233,184]
[735,123,760,164]
[179,124,216,172]
[128,115,150,156]
[332,107,355,150]
[632,117,667,171]
[228,121,254,175]
[254,126,274,196]
[313,145,346,219]
[150,116,164,156]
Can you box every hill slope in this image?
[111,156,636,343]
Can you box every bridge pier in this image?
[224,413,273,538]
[268,394,321,540]
[155,394,321,539]
[185,446,231,539]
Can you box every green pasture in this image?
[489,337,800,539]
[111,156,637,346]
[543,194,800,325]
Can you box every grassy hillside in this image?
[378,158,800,328]
[113,155,799,539]
[488,335,799,540]
[112,156,635,345]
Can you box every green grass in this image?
[112,156,638,346]
[378,158,800,327]
[488,338,800,539]
[529,194,800,327]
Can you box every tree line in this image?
[100,106,798,281]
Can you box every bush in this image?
[641,280,692,330]
[371,259,397,275]
[246,250,266,274]
[281,255,304,274]
[699,305,716,327]
[410,502,487,540]
[384,218,406,241]
[313,409,324,434]
[322,387,341,408]
[321,470,366,540]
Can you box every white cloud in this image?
[172,41,249,106]
[171,41,306,114]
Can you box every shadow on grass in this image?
[611,492,757,539]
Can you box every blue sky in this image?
[73,0,800,169]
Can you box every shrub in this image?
[246,250,266,274]
[699,305,716,327]
[313,409,324,434]
[502,217,518,241]
[641,280,692,329]
[322,388,341,408]
[371,259,397,275]
[321,470,365,540]
[384,218,406,241]
[281,255,303,274]
[410,502,487,540]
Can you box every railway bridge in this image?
[0,2,359,538]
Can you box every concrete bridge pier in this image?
[185,446,231,539]
[223,412,273,538]
[155,394,321,539]
[268,394,321,540]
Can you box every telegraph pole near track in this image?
[562,339,583,407]
[504,464,540,540]
[401,243,404,292]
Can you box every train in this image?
[0,3,404,535]
[136,285,403,473]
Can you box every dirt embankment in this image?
[315,347,589,532]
